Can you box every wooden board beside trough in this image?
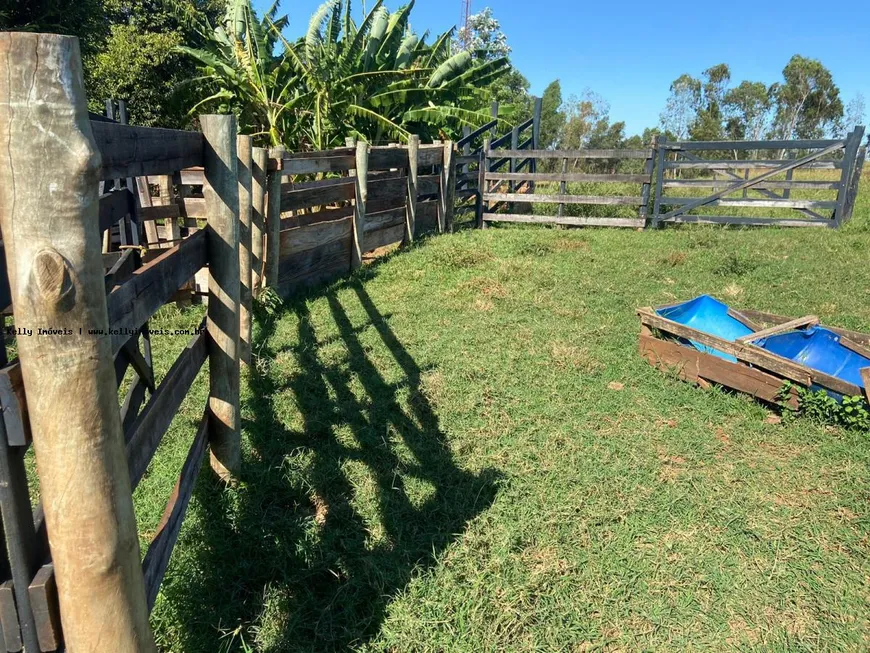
[637,305,870,407]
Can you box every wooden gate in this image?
[652,128,866,228]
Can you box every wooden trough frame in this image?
[638,304,870,408]
[480,147,656,228]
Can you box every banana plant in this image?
[179,0,510,149]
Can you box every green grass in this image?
[140,172,870,651]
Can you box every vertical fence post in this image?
[531,95,543,192]
[237,135,253,365]
[640,144,655,225]
[510,126,520,213]
[652,136,666,228]
[265,146,285,288]
[841,132,866,225]
[834,127,863,228]
[251,147,268,296]
[442,141,456,233]
[479,137,490,229]
[405,135,419,244]
[352,141,369,269]
[202,115,241,480]
[0,32,156,651]
[559,157,568,218]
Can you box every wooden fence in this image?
[481,147,655,228]
[455,98,543,223]
[266,138,454,295]
[0,32,460,651]
[477,129,866,229]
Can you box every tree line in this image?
[3,1,865,154]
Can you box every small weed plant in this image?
[779,381,870,431]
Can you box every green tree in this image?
[454,6,531,118]
[537,79,565,150]
[85,0,225,127]
[772,55,843,140]
[561,90,609,150]
[723,81,773,143]
[0,0,109,56]
[660,74,701,140]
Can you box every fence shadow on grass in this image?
[162,275,500,652]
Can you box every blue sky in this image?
[254,0,869,135]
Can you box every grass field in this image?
[136,172,870,651]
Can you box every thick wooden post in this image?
[405,135,419,244]
[251,147,268,295]
[834,127,863,227]
[441,141,457,233]
[559,157,568,217]
[265,146,285,288]
[202,115,241,480]
[479,137,490,229]
[237,135,253,365]
[352,141,369,269]
[0,33,156,651]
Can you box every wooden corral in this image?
[0,32,461,651]
[638,305,870,408]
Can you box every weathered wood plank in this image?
[405,135,418,244]
[139,203,182,222]
[0,581,21,652]
[279,216,352,257]
[490,149,651,159]
[639,332,798,408]
[0,363,30,446]
[737,315,819,342]
[666,160,841,170]
[179,197,207,218]
[363,223,405,252]
[106,230,207,355]
[141,409,208,611]
[352,142,368,269]
[482,213,644,228]
[29,563,63,652]
[98,188,135,232]
[488,172,650,183]
[91,121,203,181]
[662,179,839,190]
[281,180,355,212]
[483,192,641,206]
[664,138,842,151]
[125,330,207,488]
[737,309,870,349]
[283,155,356,175]
[661,215,830,227]
[278,235,352,293]
[659,197,836,210]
